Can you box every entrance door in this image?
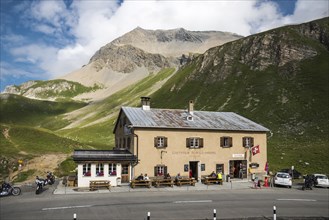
[189,161,198,180]
[229,160,247,179]
[121,164,129,183]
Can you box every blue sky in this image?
[1,0,328,91]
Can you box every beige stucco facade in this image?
[114,113,268,182]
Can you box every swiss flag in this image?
[252,145,260,156]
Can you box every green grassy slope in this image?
[56,68,176,147]
[0,124,89,157]
[10,79,102,101]
[0,94,87,129]
[150,20,329,174]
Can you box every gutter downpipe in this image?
[128,125,139,180]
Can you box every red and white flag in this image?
[252,145,260,156]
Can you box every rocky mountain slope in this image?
[111,27,242,57]
[59,27,241,101]
[4,27,240,102]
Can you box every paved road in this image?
[1,183,328,220]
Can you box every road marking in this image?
[277,199,317,202]
[42,205,93,211]
[173,200,212,204]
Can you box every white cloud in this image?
[285,0,329,24]
[3,0,329,83]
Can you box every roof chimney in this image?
[141,97,151,110]
[188,100,194,115]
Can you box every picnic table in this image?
[89,180,111,191]
[175,177,196,186]
[202,176,223,185]
[130,179,152,188]
[152,177,174,187]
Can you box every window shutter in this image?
[186,138,190,148]
[164,137,168,147]
[251,138,254,147]
[154,137,157,148]
[199,138,204,148]
[243,137,246,147]
[154,167,157,176]
[229,137,233,147]
[164,166,167,175]
[220,137,224,147]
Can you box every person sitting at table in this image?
[144,173,149,181]
[209,171,216,177]
[164,173,171,179]
[136,173,144,180]
[175,173,182,181]
[217,172,223,185]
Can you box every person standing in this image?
[239,163,243,179]
[189,169,193,178]
[217,172,223,185]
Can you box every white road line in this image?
[277,199,317,202]
[42,205,93,211]
[173,200,212,204]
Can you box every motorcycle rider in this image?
[35,176,45,194]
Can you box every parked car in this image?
[279,168,302,179]
[312,174,329,188]
[274,172,292,188]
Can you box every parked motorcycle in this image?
[46,172,55,185]
[302,175,314,190]
[0,182,21,196]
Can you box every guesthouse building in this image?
[113,97,269,183]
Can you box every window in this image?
[121,164,129,175]
[83,163,91,176]
[154,165,167,176]
[96,163,104,176]
[154,136,168,148]
[186,137,204,148]
[108,163,117,176]
[216,164,224,174]
[243,137,254,148]
[220,136,232,148]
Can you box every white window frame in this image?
[96,163,104,176]
[83,163,91,176]
[189,138,200,148]
[108,163,117,176]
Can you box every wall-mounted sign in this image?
[233,154,244,158]
[249,163,259,168]
[184,164,189,172]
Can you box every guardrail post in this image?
[213,209,216,220]
[273,206,276,220]
[147,211,150,220]
[73,213,77,220]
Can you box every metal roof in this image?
[121,107,269,132]
[72,149,137,162]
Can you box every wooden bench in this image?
[152,177,174,187]
[202,176,223,185]
[89,180,111,191]
[130,179,151,188]
[175,177,196,186]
